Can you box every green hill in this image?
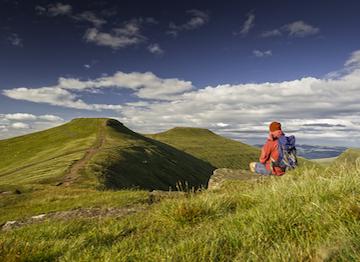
[332,148,360,168]
[147,127,260,169]
[0,118,214,190]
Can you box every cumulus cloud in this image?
[253,49,272,57]
[2,71,193,110]
[283,21,319,37]
[72,11,106,27]
[0,113,65,139]
[11,122,30,129]
[4,50,360,146]
[115,50,360,146]
[234,12,255,36]
[167,9,210,36]
[261,20,319,38]
[84,19,147,49]
[345,50,360,67]
[7,33,23,47]
[36,2,72,16]
[147,43,164,55]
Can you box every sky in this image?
[1,0,360,146]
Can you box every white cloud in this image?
[168,9,210,36]
[345,50,360,67]
[262,20,319,38]
[234,12,255,36]
[3,71,193,110]
[283,21,319,37]
[115,50,360,146]
[38,115,64,122]
[4,113,36,121]
[84,64,91,69]
[11,122,30,129]
[84,19,146,49]
[147,43,164,55]
[4,50,360,146]
[0,113,65,139]
[7,33,23,47]
[253,49,272,57]
[72,11,106,27]
[46,3,72,16]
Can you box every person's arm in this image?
[259,141,271,164]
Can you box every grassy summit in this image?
[147,127,260,169]
[0,118,214,191]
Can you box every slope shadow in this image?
[97,120,216,191]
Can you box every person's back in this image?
[250,121,295,176]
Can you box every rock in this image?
[31,214,46,220]
[2,220,20,231]
[207,168,261,190]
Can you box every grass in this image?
[1,161,359,261]
[0,118,103,187]
[1,118,358,260]
[147,127,260,169]
[0,118,217,191]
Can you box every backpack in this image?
[274,135,297,170]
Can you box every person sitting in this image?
[249,121,297,176]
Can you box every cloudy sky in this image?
[1,0,360,146]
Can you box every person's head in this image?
[269,121,282,132]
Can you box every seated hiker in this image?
[249,121,297,176]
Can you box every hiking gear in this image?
[269,122,281,132]
[272,135,297,171]
[254,162,272,175]
[260,135,285,176]
[260,131,289,176]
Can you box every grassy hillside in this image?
[0,118,102,187]
[1,162,359,261]
[333,148,360,168]
[147,127,260,169]
[0,118,214,191]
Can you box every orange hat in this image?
[269,122,281,132]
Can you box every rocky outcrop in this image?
[208,168,262,190]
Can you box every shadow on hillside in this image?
[95,120,216,191]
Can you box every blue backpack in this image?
[273,135,297,170]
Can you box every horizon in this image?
[1,0,360,147]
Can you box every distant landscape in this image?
[255,144,347,159]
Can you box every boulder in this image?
[207,168,261,190]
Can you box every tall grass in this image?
[1,162,359,261]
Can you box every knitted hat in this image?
[269,122,281,132]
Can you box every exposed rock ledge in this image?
[208,168,263,190]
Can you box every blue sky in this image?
[1,0,360,146]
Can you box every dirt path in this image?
[61,122,106,186]
[1,205,146,231]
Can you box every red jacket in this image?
[260,130,285,176]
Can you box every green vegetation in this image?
[88,119,214,190]
[0,118,102,186]
[0,118,215,190]
[147,127,260,169]
[1,119,359,261]
[1,162,359,261]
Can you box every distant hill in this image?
[147,127,260,169]
[333,148,360,167]
[255,143,347,159]
[0,118,214,190]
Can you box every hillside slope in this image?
[333,148,360,168]
[0,119,214,190]
[147,127,260,169]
